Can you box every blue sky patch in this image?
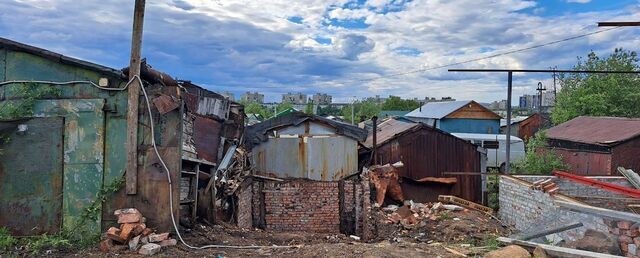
[314,37,332,45]
[518,0,637,17]
[287,16,303,24]
[394,47,422,56]
[325,17,370,29]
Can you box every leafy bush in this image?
[513,131,569,175]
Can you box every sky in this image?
[0,0,638,103]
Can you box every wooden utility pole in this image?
[125,0,146,195]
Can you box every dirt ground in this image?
[60,206,509,258]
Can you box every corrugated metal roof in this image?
[546,116,640,146]
[246,111,368,148]
[405,100,472,119]
[363,117,418,148]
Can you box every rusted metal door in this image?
[0,117,64,236]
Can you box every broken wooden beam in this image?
[413,177,457,184]
[438,195,493,215]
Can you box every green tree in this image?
[342,100,381,123]
[244,102,270,119]
[381,96,420,111]
[513,131,569,175]
[552,48,640,124]
[317,105,342,116]
[305,102,314,114]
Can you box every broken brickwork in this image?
[237,177,370,236]
[499,175,639,256]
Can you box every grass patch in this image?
[483,236,502,251]
[25,234,71,255]
[438,212,452,221]
[0,228,18,251]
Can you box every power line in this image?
[355,26,622,83]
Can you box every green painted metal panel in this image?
[0,48,6,82]
[31,99,105,233]
[0,117,64,236]
[5,51,76,81]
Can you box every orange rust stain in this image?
[298,138,306,178]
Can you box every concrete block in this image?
[138,243,161,255]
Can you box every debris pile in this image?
[99,208,177,255]
[383,201,465,227]
[369,162,405,207]
[374,199,509,246]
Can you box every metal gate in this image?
[0,117,64,235]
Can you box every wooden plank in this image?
[125,0,146,195]
[438,195,493,215]
[497,237,624,258]
[192,163,200,222]
[414,177,457,184]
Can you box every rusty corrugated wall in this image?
[373,124,482,203]
[252,121,359,181]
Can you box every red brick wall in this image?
[236,180,253,229]
[260,180,340,233]
[242,178,371,235]
[607,219,638,257]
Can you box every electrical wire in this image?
[0,80,129,91]
[354,26,623,83]
[136,75,296,250]
[0,76,295,250]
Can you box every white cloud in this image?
[0,0,638,103]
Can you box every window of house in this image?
[483,141,499,149]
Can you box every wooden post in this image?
[125,0,146,195]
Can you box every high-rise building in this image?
[241,91,264,103]
[282,92,307,104]
[312,93,332,105]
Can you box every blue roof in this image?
[405,100,473,119]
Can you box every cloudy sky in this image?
[1,0,638,103]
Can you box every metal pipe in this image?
[372,116,378,165]
[505,71,512,174]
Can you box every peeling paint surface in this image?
[0,118,64,236]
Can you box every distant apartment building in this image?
[221,91,235,101]
[312,93,332,105]
[282,92,307,104]
[541,92,555,107]
[519,92,555,110]
[241,91,264,103]
[488,100,508,110]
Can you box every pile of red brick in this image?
[609,220,640,257]
[99,208,177,255]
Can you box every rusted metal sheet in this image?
[0,117,64,236]
[194,116,222,163]
[252,121,360,181]
[196,96,229,120]
[152,94,180,115]
[554,148,611,176]
[547,116,640,146]
[373,120,482,203]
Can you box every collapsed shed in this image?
[545,116,640,176]
[362,117,486,204]
[0,37,243,237]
